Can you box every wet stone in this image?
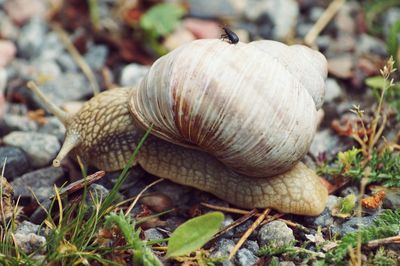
[3,131,60,167]
[38,116,66,142]
[243,240,259,254]
[11,166,65,202]
[17,17,47,59]
[144,228,164,243]
[84,45,108,71]
[14,232,46,254]
[257,221,295,247]
[0,146,30,180]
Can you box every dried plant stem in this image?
[367,235,400,247]
[200,202,253,215]
[228,208,271,260]
[124,178,164,216]
[51,23,100,96]
[304,0,346,46]
[212,209,257,241]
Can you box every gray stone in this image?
[32,58,62,80]
[32,72,91,107]
[16,221,43,235]
[2,114,38,132]
[336,215,377,236]
[38,116,66,142]
[120,63,149,87]
[14,232,46,254]
[56,53,78,72]
[0,10,19,40]
[221,215,235,238]
[144,228,164,242]
[357,34,387,56]
[384,8,400,38]
[210,238,235,258]
[3,131,60,167]
[309,129,340,159]
[235,219,257,239]
[324,78,342,102]
[0,146,30,180]
[88,184,109,202]
[243,240,259,254]
[188,0,238,19]
[309,7,325,22]
[38,32,65,61]
[257,221,295,247]
[236,248,258,266]
[152,181,192,206]
[84,45,108,71]
[245,0,299,40]
[340,186,359,198]
[17,17,47,59]
[11,166,65,202]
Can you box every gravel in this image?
[257,221,295,247]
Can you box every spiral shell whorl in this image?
[130,39,327,177]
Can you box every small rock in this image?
[139,193,173,213]
[236,248,258,266]
[384,8,400,39]
[210,238,235,263]
[183,18,221,39]
[340,186,359,197]
[56,53,78,72]
[87,184,109,202]
[144,228,164,242]
[334,2,358,35]
[120,63,149,87]
[188,0,239,19]
[336,215,377,236]
[235,219,257,239]
[328,55,354,79]
[324,78,342,103]
[357,34,387,57]
[243,240,259,254]
[2,114,38,133]
[309,7,325,22]
[0,146,30,180]
[152,181,192,206]
[16,221,43,235]
[4,0,47,24]
[309,129,340,159]
[14,232,46,254]
[0,10,19,40]
[31,72,91,107]
[163,26,195,51]
[37,32,65,61]
[38,116,66,142]
[257,221,295,247]
[0,40,16,67]
[84,45,108,71]
[17,17,47,59]
[220,215,235,238]
[11,166,65,202]
[3,131,60,167]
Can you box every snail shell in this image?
[130,39,327,177]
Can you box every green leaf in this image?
[166,212,224,258]
[140,3,185,37]
[365,76,389,89]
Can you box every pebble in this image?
[220,214,235,238]
[38,116,66,142]
[0,40,16,67]
[324,78,342,103]
[84,45,108,71]
[11,166,65,202]
[16,220,44,235]
[143,228,164,242]
[245,0,299,40]
[163,26,195,51]
[243,240,259,254]
[4,0,47,24]
[17,17,47,59]
[235,219,258,239]
[0,10,19,40]
[309,129,340,159]
[357,34,387,57]
[0,146,30,180]
[152,181,192,206]
[257,221,295,247]
[335,215,377,236]
[188,0,238,19]
[236,248,258,266]
[37,32,65,61]
[119,63,149,87]
[14,232,46,254]
[384,8,400,39]
[87,184,110,203]
[210,238,235,265]
[31,72,91,107]
[2,114,38,133]
[3,131,60,167]
[305,195,339,227]
[327,55,354,79]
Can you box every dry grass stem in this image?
[304,0,346,46]
[211,209,257,241]
[367,235,400,247]
[228,208,271,260]
[51,23,100,95]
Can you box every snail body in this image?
[29,39,328,216]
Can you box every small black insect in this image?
[221,27,239,44]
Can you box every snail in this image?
[28,39,329,216]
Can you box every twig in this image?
[124,178,164,216]
[228,208,271,260]
[211,209,257,241]
[51,23,100,96]
[200,202,254,215]
[304,0,346,46]
[367,235,400,247]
